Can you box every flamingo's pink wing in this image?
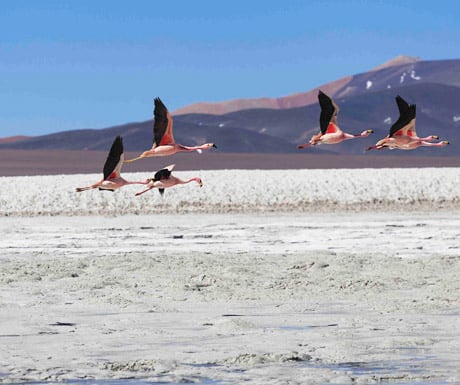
[389,96,416,138]
[153,98,175,147]
[403,119,418,138]
[391,128,406,137]
[103,136,124,180]
[318,90,339,135]
[325,123,341,134]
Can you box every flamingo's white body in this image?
[298,90,373,149]
[76,136,149,192]
[125,98,216,163]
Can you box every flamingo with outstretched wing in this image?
[76,136,149,192]
[125,98,217,163]
[135,164,202,196]
[367,96,449,151]
[298,90,373,149]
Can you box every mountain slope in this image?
[174,82,459,155]
[172,56,460,115]
[1,57,459,156]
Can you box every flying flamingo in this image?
[76,136,149,192]
[297,90,373,149]
[135,164,203,196]
[366,95,449,151]
[125,98,217,163]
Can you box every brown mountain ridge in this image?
[1,56,459,157]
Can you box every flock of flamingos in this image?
[76,90,450,196]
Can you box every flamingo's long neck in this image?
[419,141,449,147]
[417,135,437,141]
[177,144,208,153]
[126,180,149,185]
[176,177,200,185]
[349,130,373,139]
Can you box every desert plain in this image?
[0,152,459,385]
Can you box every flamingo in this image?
[76,136,149,192]
[125,98,217,163]
[366,95,449,151]
[135,164,203,196]
[297,90,373,149]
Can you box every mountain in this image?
[171,55,459,115]
[1,56,459,156]
[0,135,31,144]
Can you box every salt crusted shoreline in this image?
[1,168,459,216]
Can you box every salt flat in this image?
[1,168,459,216]
[0,169,459,384]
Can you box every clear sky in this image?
[1,0,459,137]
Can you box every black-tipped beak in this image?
[212,144,217,148]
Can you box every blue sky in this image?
[1,0,459,137]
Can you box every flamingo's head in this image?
[441,140,450,145]
[204,143,217,150]
[361,129,374,136]
[431,135,440,140]
[197,178,203,187]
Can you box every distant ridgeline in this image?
[1,56,459,156]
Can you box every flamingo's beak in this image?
[212,143,217,148]
[367,129,374,134]
[199,180,203,187]
[443,141,450,145]
[433,135,439,140]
